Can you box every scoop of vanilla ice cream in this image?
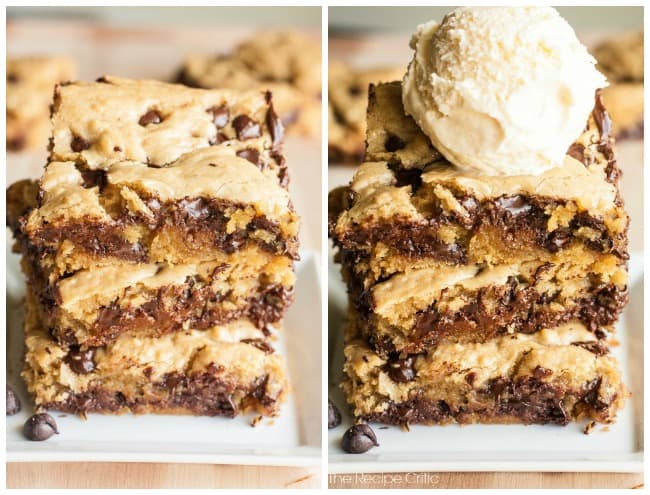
[402,7,607,176]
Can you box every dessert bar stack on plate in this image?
[7,76,299,418]
[329,80,630,426]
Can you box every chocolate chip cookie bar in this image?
[328,61,404,163]
[593,31,644,139]
[7,56,75,151]
[11,82,298,348]
[9,76,299,419]
[343,312,626,425]
[330,82,629,426]
[330,82,629,357]
[23,290,288,417]
[177,31,321,136]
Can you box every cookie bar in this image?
[328,61,404,163]
[7,56,75,151]
[334,83,627,264]
[177,31,321,136]
[330,82,628,355]
[23,290,288,417]
[339,247,626,356]
[21,246,294,347]
[13,148,298,347]
[593,31,644,139]
[22,149,299,275]
[49,76,288,186]
[343,315,626,425]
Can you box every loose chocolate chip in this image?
[385,133,406,152]
[236,148,260,165]
[342,424,378,454]
[265,102,284,150]
[209,105,230,128]
[64,347,95,374]
[23,413,59,441]
[71,135,90,152]
[386,355,416,382]
[6,386,21,415]
[328,399,341,429]
[232,115,261,140]
[139,109,162,126]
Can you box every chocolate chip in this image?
[545,228,571,252]
[80,169,107,190]
[265,100,284,150]
[23,413,59,441]
[7,135,26,151]
[139,110,162,126]
[209,132,228,146]
[236,148,260,165]
[71,135,90,152]
[342,424,378,454]
[328,399,341,429]
[7,73,18,83]
[241,338,274,354]
[386,355,416,382]
[495,195,532,216]
[385,133,406,152]
[64,347,95,374]
[6,386,21,415]
[209,105,230,129]
[348,84,362,96]
[567,142,585,164]
[232,115,261,140]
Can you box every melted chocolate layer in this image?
[332,193,628,262]
[24,196,299,262]
[360,373,616,426]
[40,371,279,417]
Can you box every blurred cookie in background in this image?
[328,60,404,163]
[593,31,644,140]
[177,31,321,137]
[7,56,76,152]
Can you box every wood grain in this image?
[7,463,321,489]
[328,472,643,489]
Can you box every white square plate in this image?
[7,247,322,466]
[328,252,643,473]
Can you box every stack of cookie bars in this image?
[330,82,629,426]
[8,76,298,418]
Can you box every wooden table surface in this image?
[7,19,322,489]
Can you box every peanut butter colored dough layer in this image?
[23,291,288,417]
[340,247,627,356]
[50,76,288,185]
[343,316,626,426]
[22,246,294,347]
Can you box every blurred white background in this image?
[8,6,321,28]
[329,6,643,33]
